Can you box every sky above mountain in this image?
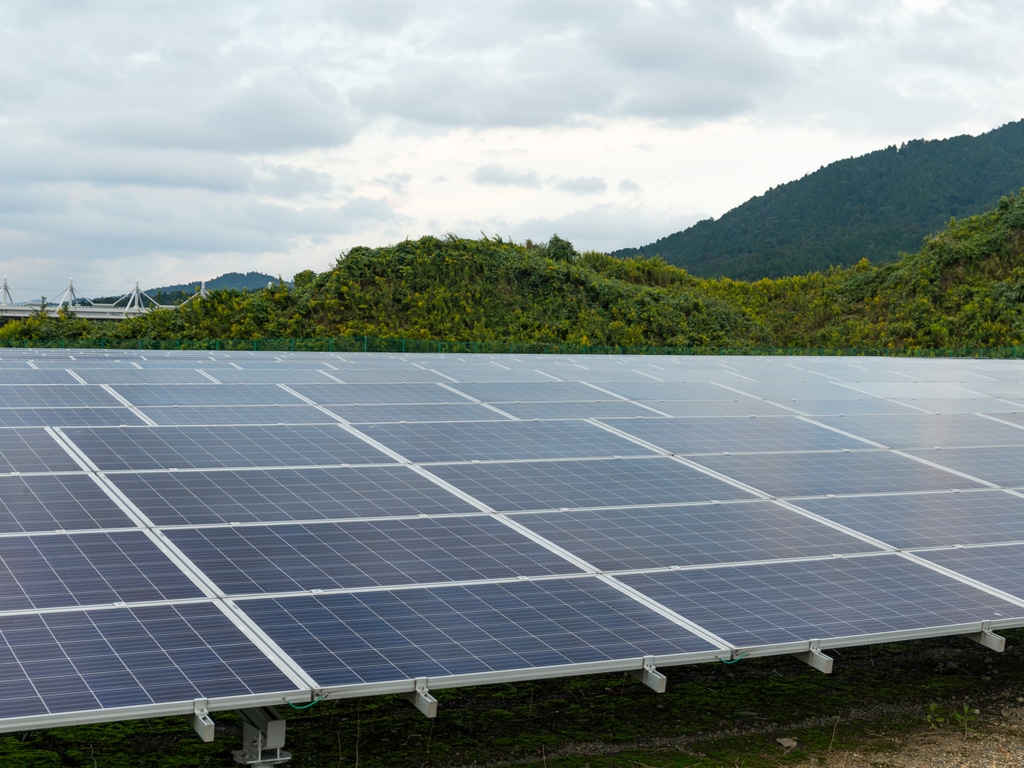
[2,0,1023,297]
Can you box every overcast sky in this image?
[2,0,1023,297]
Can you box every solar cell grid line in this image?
[0,531,206,611]
[72,369,216,385]
[163,516,586,595]
[687,450,991,499]
[0,474,137,533]
[104,466,485,526]
[0,407,147,428]
[596,416,873,456]
[910,544,1024,604]
[55,423,399,471]
[0,602,307,727]
[0,384,126,408]
[106,383,310,407]
[585,381,749,401]
[904,446,1024,489]
[507,501,885,572]
[426,457,759,512]
[0,428,85,473]
[632,399,792,418]
[810,413,1024,450]
[286,382,468,405]
[616,553,1024,650]
[793,490,1024,549]
[442,381,624,403]
[355,419,659,464]
[491,400,661,420]
[139,405,341,427]
[233,577,724,690]
[325,402,514,424]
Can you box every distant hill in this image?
[613,119,1024,280]
[91,272,288,304]
[152,271,286,295]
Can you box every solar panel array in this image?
[1,349,1023,734]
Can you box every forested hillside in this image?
[3,193,1023,351]
[614,120,1024,280]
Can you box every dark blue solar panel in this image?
[512,501,879,570]
[0,370,78,385]
[110,384,307,407]
[813,413,1024,449]
[0,430,81,473]
[166,517,581,594]
[906,447,1024,488]
[493,401,656,419]
[691,451,988,498]
[445,382,613,402]
[0,385,124,408]
[0,532,203,610]
[915,544,1024,601]
[619,555,1024,647]
[74,370,214,385]
[357,420,654,463]
[428,457,757,511]
[634,400,793,417]
[326,403,510,423]
[0,604,300,718]
[587,382,741,400]
[604,416,870,455]
[0,475,134,533]
[795,491,1024,548]
[108,466,478,525]
[287,382,462,405]
[0,408,145,428]
[60,424,395,470]
[239,578,720,687]
[139,405,336,426]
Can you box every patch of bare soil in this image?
[790,702,1024,768]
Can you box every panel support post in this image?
[967,625,1005,653]
[405,678,438,718]
[629,656,667,693]
[192,700,215,743]
[794,642,833,674]
[233,707,291,767]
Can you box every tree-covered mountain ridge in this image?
[613,119,1024,280]
[2,191,1022,351]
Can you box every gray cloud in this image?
[555,177,607,195]
[471,164,542,188]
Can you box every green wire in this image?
[719,652,749,665]
[288,696,325,710]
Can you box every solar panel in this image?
[603,416,871,455]
[59,424,397,470]
[618,555,1024,647]
[427,457,758,511]
[236,578,720,688]
[0,531,204,610]
[0,430,83,473]
[107,466,482,525]
[690,450,989,498]
[509,501,882,570]
[794,490,1024,548]
[0,475,136,533]
[356,420,657,463]
[109,383,308,407]
[3,347,1024,751]
[165,516,583,594]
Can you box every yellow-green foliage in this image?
[2,194,1022,350]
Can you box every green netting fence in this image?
[1,335,1022,358]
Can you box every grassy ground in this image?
[2,631,1021,768]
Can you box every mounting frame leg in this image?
[629,656,667,693]
[232,707,292,768]
[968,626,1005,652]
[405,678,438,718]
[794,642,833,674]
